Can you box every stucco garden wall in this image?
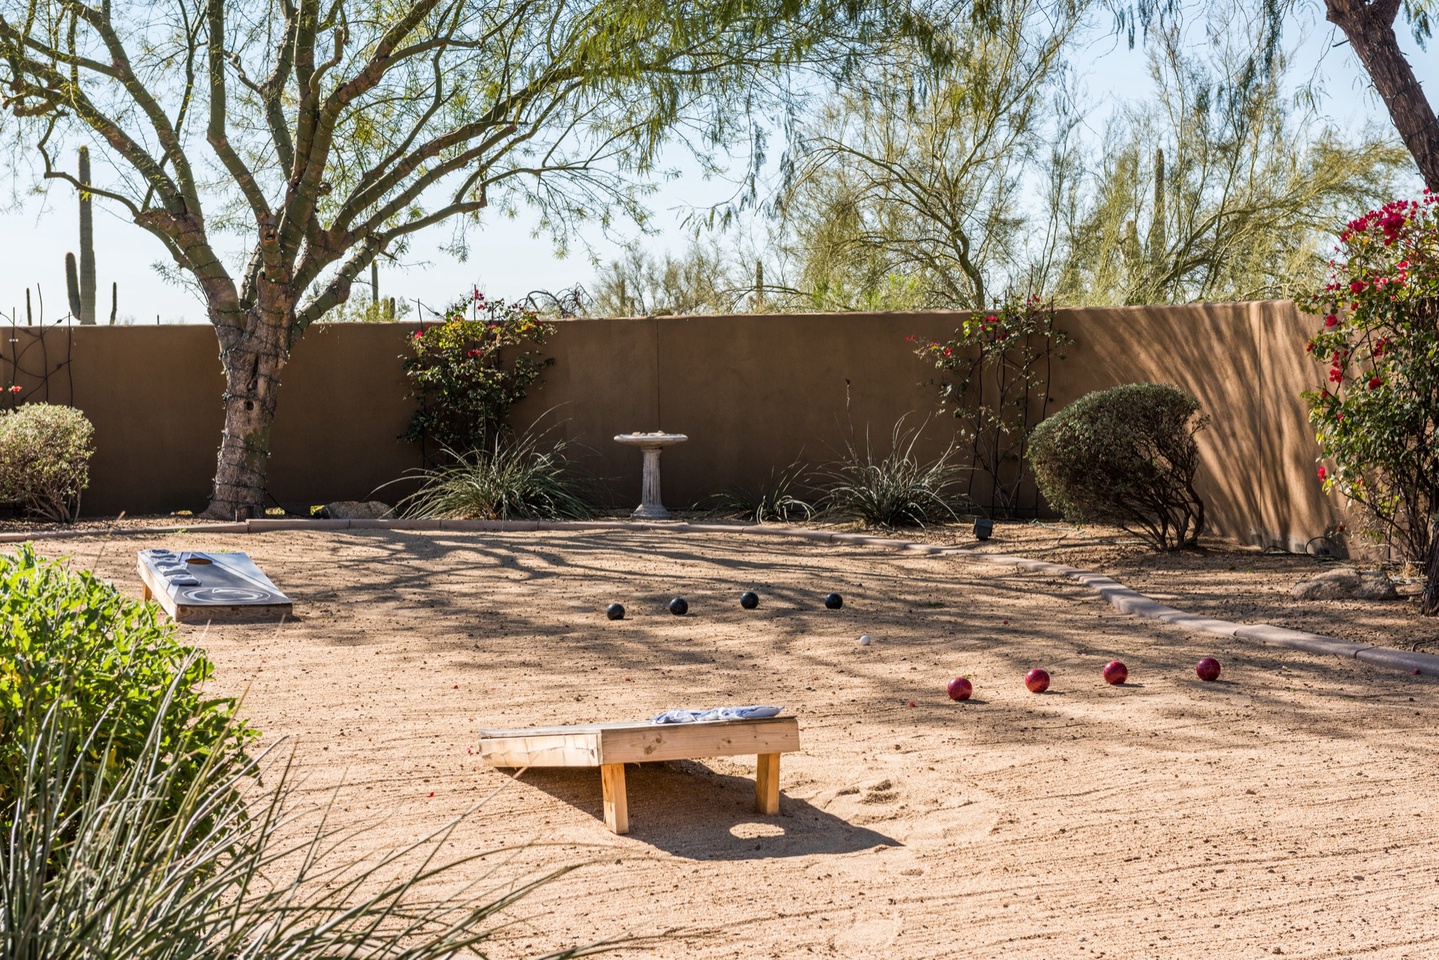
[2,301,1338,549]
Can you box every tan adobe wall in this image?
[1,302,1340,550]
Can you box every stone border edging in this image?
[8,517,1434,677]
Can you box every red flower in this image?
[942,347,953,357]
[1317,466,1327,481]
[1368,376,1383,390]
[1324,314,1338,327]
[6,385,19,394]
[1304,341,1315,353]
[1329,367,1343,384]
[1349,279,1366,294]
[411,330,424,339]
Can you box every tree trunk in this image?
[1327,0,1439,191]
[201,318,289,520]
[1423,520,1439,617]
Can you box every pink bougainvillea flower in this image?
[1317,466,1327,481]
[1329,367,1344,384]
[942,346,953,357]
[7,385,19,394]
[1324,314,1338,327]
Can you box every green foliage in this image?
[590,238,749,316]
[322,293,413,323]
[1056,10,1411,305]
[0,545,254,836]
[775,0,1079,311]
[0,403,94,522]
[403,294,555,456]
[2,684,596,960]
[397,430,593,521]
[1304,193,1439,612]
[913,295,1070,517]
[1028,383,1208,550]
[819,418,970,528]
[708,460,818,524]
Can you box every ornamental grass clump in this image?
[2,683,599,960]
[709,459,818,524]
[0,403,94,522]
[1304,192,1439,614]
[1028,383,1208,550]
[819,418,970,528]
[397,429,593,521]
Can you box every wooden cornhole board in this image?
[137,549,292,623]
[478,717,800,834]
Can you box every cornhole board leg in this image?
[601,763,629,834]
[755,752,781,815]
[477,718,799,834]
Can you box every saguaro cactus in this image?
[79,146,96,324]
[65,253,82,320]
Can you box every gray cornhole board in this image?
[137,549,292,623]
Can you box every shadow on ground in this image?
[508,760,900,860]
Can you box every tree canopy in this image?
[0,0,943,517]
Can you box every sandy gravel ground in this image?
[23,525,1439,959]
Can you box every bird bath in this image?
[613,432,688,520]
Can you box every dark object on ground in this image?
[606,603,625,621]
[824,593,843,610]
[669,597,688,616]
[740,591,760,609]
[317,500,394,520]
[973,518,994,540]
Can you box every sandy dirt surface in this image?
[22,524,1439,959]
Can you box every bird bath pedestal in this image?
[614,432,688,520]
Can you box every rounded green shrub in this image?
[0,403,95,522]
[1028,383,1208,550]
[0,545,255,832]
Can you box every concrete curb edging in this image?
[6,517,1436,677]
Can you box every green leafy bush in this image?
[1304,194,1439,614]
[1028,383,1208,550]
[0,403,95,522]
[0,545,254,833]
[397,429,593,521]
[402,292,554,457]
[819,418,970,528]
[3,686,589,960]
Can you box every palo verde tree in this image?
[0,1,940,519]
[1113,1,1439,191]
[775,0,1084,311]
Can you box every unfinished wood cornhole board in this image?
[478,717,800,834]
[137,549,292,623]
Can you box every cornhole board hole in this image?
[137,549,292,623]
[478,716,800,834]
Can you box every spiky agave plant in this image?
[0,673,614,960]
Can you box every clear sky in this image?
[1,6,1434,325]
